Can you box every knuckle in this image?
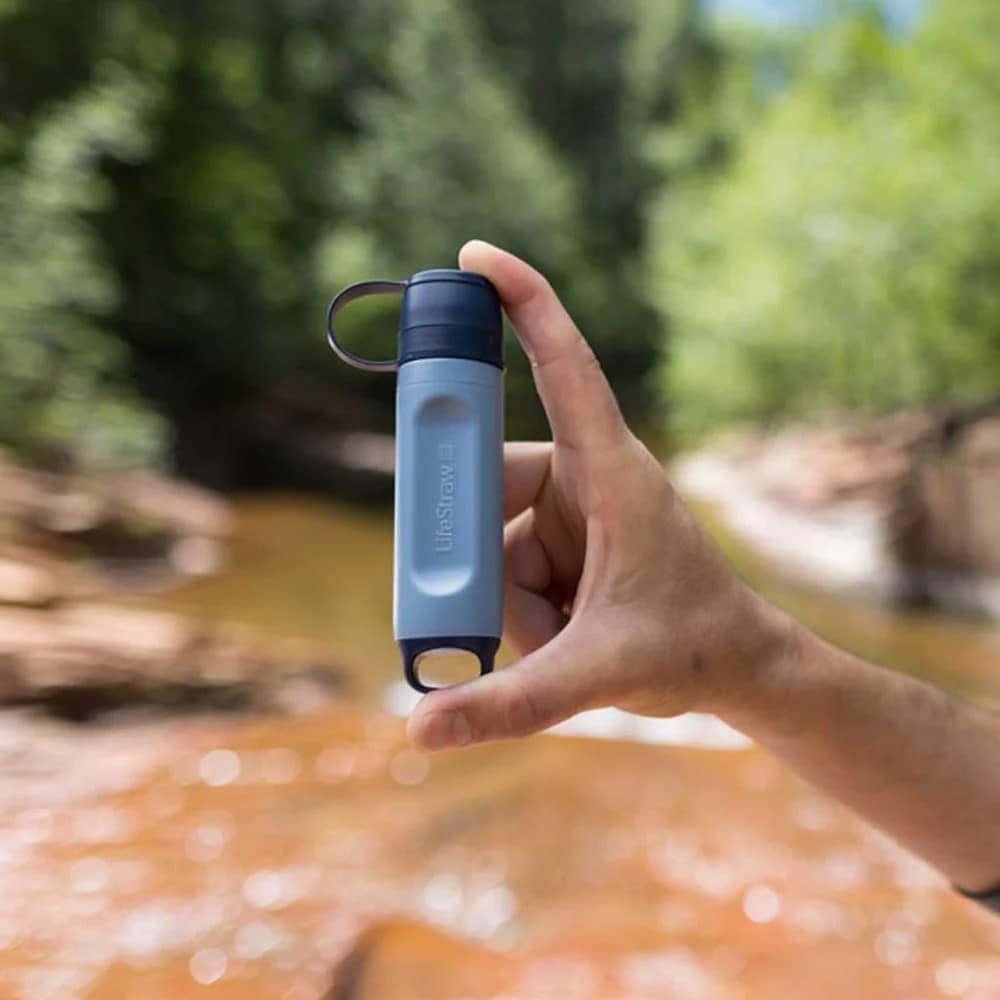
[503,679,544,737]
[535,274,557,301]
[579,340,602,370]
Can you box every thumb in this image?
[407,627,607,750]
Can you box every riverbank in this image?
[0,452,351,721]
[2,453,999,999]
[674,408,1000,621]
[5,702,999,1000]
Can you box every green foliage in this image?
[1,0,715,475]
[0,60,165,466]
[653,0,1000,440]
[6,0,997,477]
[470,0,713,432]
[317,0,580,436]
[329,0,710,438]
[340,0,577,272]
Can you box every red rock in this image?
[326,921,515,1000]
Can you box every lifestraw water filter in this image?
[326,270,503,693]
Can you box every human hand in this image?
[408,241,793,751]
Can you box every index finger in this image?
[458,240,625,450]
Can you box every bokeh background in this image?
[0,0,998,997]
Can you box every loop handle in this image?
[325,279,406,372]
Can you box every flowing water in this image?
[2,495,998,1000]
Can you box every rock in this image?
[61,472,233,572]
[746,421,918,510]
[108,471,232,538]
[325,921,515,1000]
[56,604,196,664]
[0,604,193,697]
[677,405,1000,618]
[0,451,233,584]
[0,548,63,607]
[0,602,348,718]
[888,412,1000,612]
[0,450,110,533]
[168,535,225,576]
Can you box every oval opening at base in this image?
[413,648,482,690]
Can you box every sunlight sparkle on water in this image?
[936,959,972,996]
[875,924,921,967]
[465,883,517,937]
[423,872,463,919]
[242,868,314,911]
[199,748,241,786]
[742,884,781,924]
[784,898,851,939]
[235,919,285,960]
[792,796,835,832]
[189,947,227,985]
[118,902,185,961]
[617,948,719,999]
[69,805,135,843]
[186,823,230,863]
[70,857,110,894]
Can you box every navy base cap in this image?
[398,270,503,369]
[399,635,500,693]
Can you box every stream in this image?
[2,495,998,1000]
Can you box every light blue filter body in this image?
[325,269,504,692]
[394,357,504,690]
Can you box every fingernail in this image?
[420,711,472,750]
[461,238,499,256]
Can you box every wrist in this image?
[700,591,807,725]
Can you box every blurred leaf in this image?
[652,0,1000,440]
[0,62,165,466]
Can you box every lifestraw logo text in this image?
[434,442,456,552]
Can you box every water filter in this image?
[325,270,504,692]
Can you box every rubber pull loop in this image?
[325,279,406,373]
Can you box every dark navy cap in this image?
[398,269,503,369]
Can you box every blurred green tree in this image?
[652,0,1000,440]
[326,0,579,438]
[0,0,713,480]
[327,0,716,439]
[0,0,399,479]
[469,0,717,435]
[92,0,400,484]
[0,38,165,468]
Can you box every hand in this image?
[408,241,793,751]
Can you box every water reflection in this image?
[2,706,996,998]
[741,884,781,924]
[1,497,997,999]
[199,748,241,787]
[188,947,227,985]
[185,814,233,863]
